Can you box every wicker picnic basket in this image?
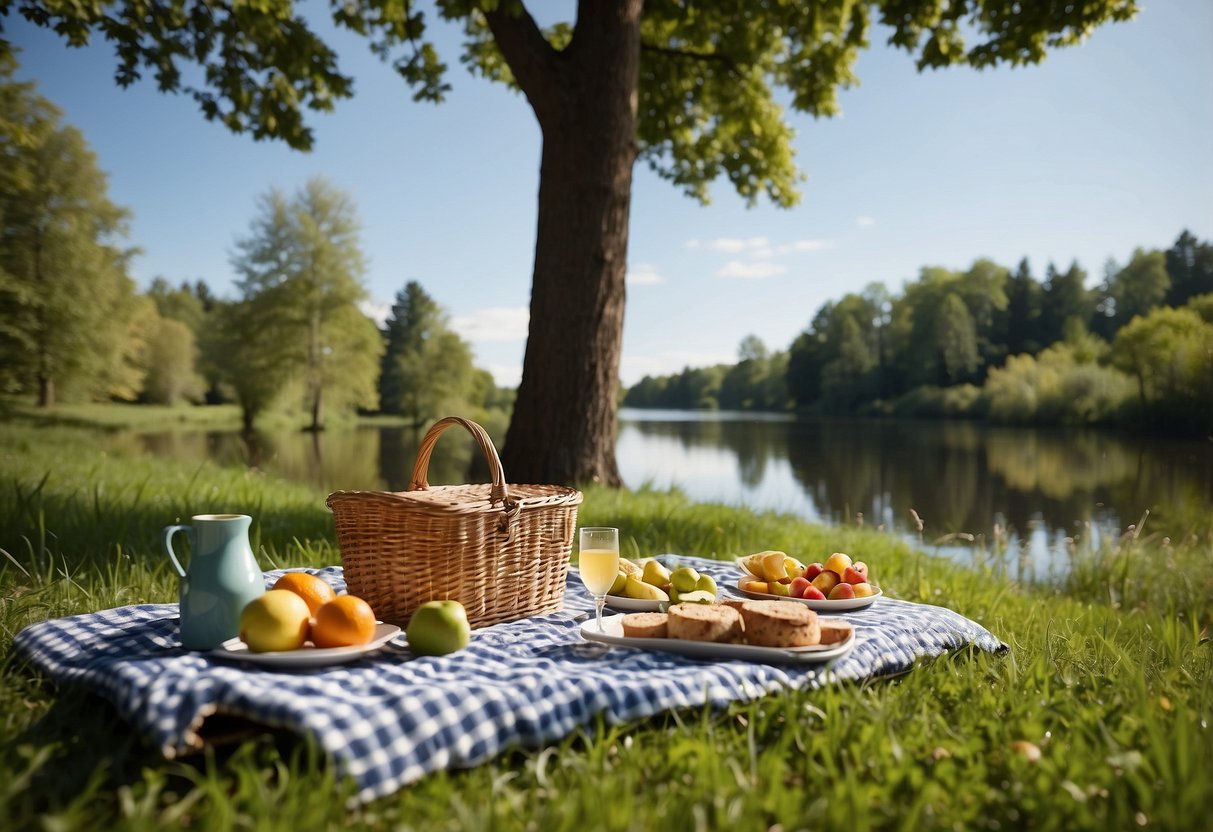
[325,416,583,629]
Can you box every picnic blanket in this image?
[13,555,1005,805]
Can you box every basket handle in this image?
[408,416,511,507]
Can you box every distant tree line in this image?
[625,232,1213,435]
[0,63,508,431]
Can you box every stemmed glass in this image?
[577,527,620,632]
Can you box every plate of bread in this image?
[580,600,855,664]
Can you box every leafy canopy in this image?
[1,0,1137,205]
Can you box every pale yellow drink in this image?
[578,548,620,596]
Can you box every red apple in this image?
[790,577,811,597]
[804,563,825,581]
[828,582,857,601]
[852,561,869,581]
[843,566,867,585]
[802,585,826,601]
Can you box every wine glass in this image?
[577,527,620,632]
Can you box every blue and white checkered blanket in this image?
[13,555,1004,805]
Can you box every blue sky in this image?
[9,3,1213,387]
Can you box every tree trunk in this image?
[493,0,642,487]
[309,385,324,432]
[38,375,54,408]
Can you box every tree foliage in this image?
[229,177,382,430]
[0,54,139,404]
[378,280,480,428]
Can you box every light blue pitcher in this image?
[163,514,265,650]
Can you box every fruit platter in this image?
[735,550,882,612]
[604,558,720,611]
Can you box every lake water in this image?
[119,410,1213,580]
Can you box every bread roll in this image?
[667,603,743,643]
[621,612,669,639]
[737,599,820,647]
[817,619,853,645]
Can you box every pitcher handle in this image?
[163,525,193,579]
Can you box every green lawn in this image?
[1,419,1209,831]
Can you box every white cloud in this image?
[486,363,522,388]
[684,238,701,249]
[708,236,770,254]
[777,239,829,253]
[856,216,875,227]
[717,261,787,279]
[627,263,664,286]
[451,306,530,343]
[359,298,391,327]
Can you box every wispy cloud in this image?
[856,216,875,227]
[486,363,522,388]
[451,306,530,342]
[684,238,701,249]
[718,261,787,279]
[627,263,664,286]
[707,236,770,254]
[359,299,391,327]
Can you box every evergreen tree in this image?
[1040,261,1092,346]
[1002,258,1043,356]
[1165,230,1213,307]
[1109,248,1170,331]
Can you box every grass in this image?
[1,419,1210,831]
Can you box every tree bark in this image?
[38,375,54,408]
[491,0,642,487]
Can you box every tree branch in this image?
[640,41,742,77]
[483,4,564,126]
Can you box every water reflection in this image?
[615,410,1213,576]
[120,412,1212,578]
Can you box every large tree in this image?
[3,0,1139,483]
[0,53,138,404]
[231,177,382,430]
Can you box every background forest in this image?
[624,236,1213,435]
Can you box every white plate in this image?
[580,614,855,664]
[604,594,665,612]
[211,623,402,667]
[735,580,882,611]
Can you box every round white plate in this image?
[581,614,855,664]
[211,622,402,667]
[735,580,882,611]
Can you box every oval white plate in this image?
[211,622,402,667]
[735,580,882,611]
[581,614,855,664]
[604,594,666,612]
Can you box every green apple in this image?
[406,600,471,657]
[694,574,718,598]
[624,575,669,602]
[608,571,628,596]
[670,566,701,593]
[641,560,671,587]
[240,590,311,653]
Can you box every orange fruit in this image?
[272,572,338,615]
[311,595,377,648]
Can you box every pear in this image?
[670,566,701,593]
[641,560,672,587]
[676,590,715,605]
[694,574,718,598]
[625,575,669,602]
[608,571,628,597]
